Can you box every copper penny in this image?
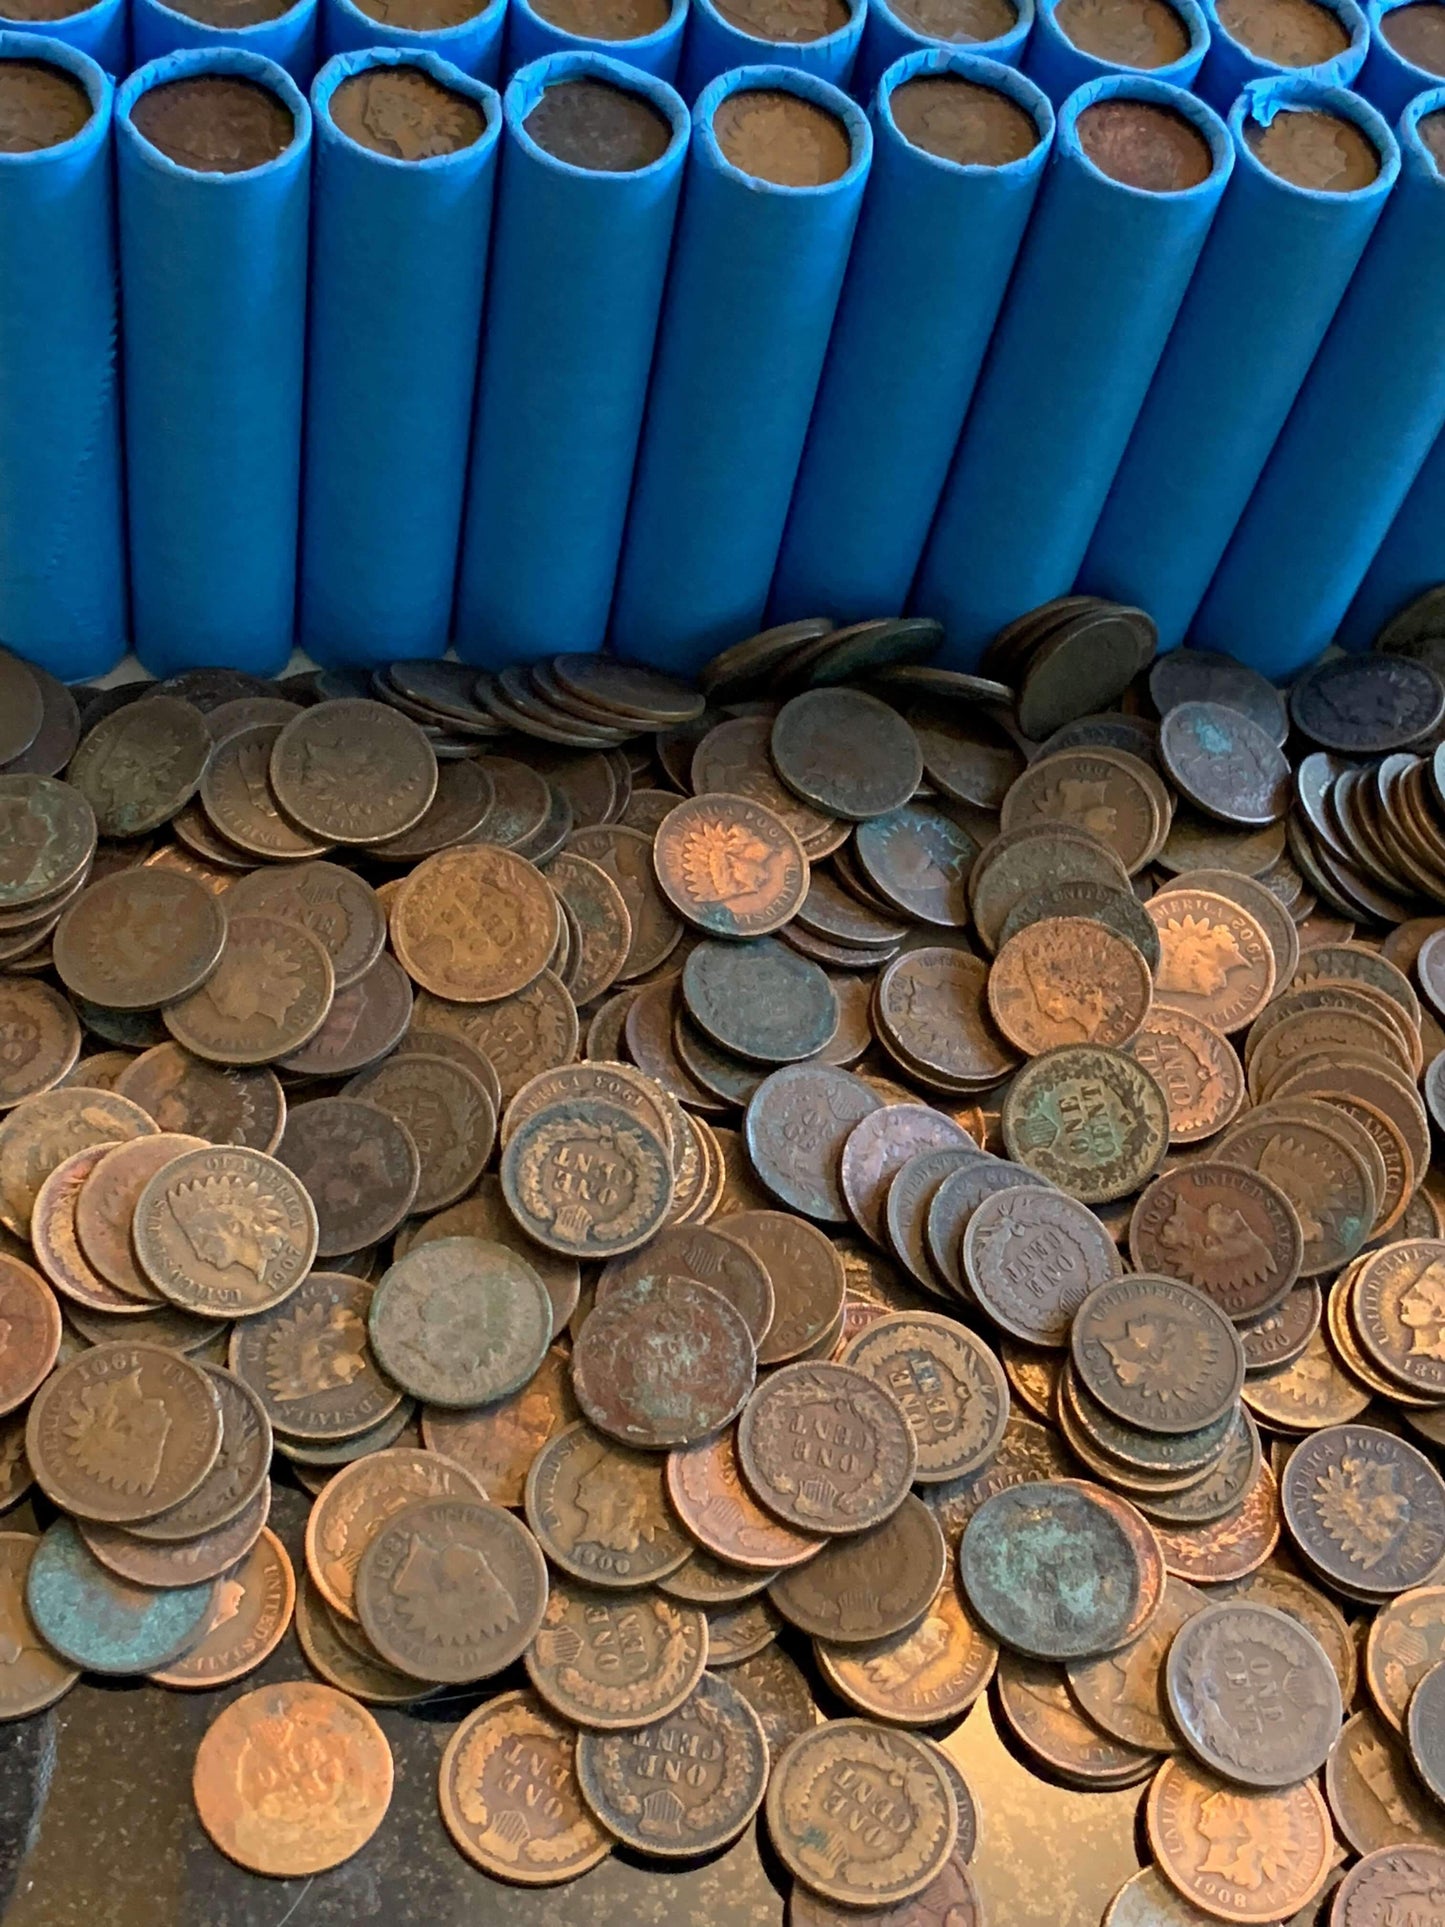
[1001,748,1162,873]
[275,952,414,1079]
[1332,1848,1445,1927]
[963,1185,1123,1345]
[961,1480,1144,1660]
[0,1533,78,1718]
[738,1361,916,1534]
[525,1579,707,1730]
[164,912,335,1066]
[150,1526,294,1689]
[390,843,558,1003]
[268,697,436,843]
[1327,1707,1445,1858]
[68,696,210,836]
[1068,1576,1208,1752]
[988,915,1153,1056]
[875,947,1021,1090]
[814,1569,998,1725]
[193,1680,393,1876]
[523,1421,691,1590]
[127,1363,272,1541]
[304,1444,489,1620]
[770,690,923,821]
[1165,1600,1342,1787]
[1001,1045,1170,1202]
[994,1650,1163,1788]
[1146,1755,1333,1924]
[368,1236,552,1409]
[1128,1006,1245,1144]
[0,1254,59,1414]
[718,1209,847,1363]
[0,1085,156,1238]
[1154,1459,1282,1584]
[1130,1162,1303,1321]
[276,1096,419,1256]
[0,976,81,1109]
[1217,1107,1375,1275]
[666,1427,823,1570]
[439,1690,611,1885]
[852,801,978,927]
[116,1043,285,1152]
[292,1574,429,1704]
[53,867,226,1010]
[572,1274,755,1450]
[839,1104,975,1248]
[501,1097,674,1258]
[406,1174,580,1334]
[80,1478,269,1588]
[597,1223,774,1347]
[840,1312,1009,1481]
[744,1064,883,1223]
[1073,1274,1245,1434]
[222,859,385,989]
[421,1344,578,1509]
[228,1270,402,1443]
[1148,887,1277,1033]
[770,1493,945,1643]
[652,792,809,937]
[74,1131,210,1305]
[133,1143,317,1317]
[1283,1423,1445,1598]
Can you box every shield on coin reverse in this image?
[963,1186,1122,1346]
[960,1481,1143,1660]
[737,1362,916,1534]
[1165,1602,1342,1788]
[439,1690,611,1885]
[501,1098,674,1258]
[525,1580,707,1730]
[1001,1046,1169,1202]
[840,1312,1009,1482]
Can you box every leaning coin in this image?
[718,1210,847,1364]
[229,1271,402,1443]
[576,1671,769,1858]
[770,1495,946,1643]
[68,696,210,836]
[163,913,335,1067]
[276,1096,419,1255]
[1147,1755,1334,1925]
[666,1428,823,1571]
[356,1497,547,1684]
[0,1085,156,1238]
[26,1341,222,1522]
[75,1132,210,1306]
[1128,1163,1302,1322]
[344,1054,494,1214]
[1128,1007,1246,1145]
[767,1719,957,1908]
[133,1144,317,1317]
[149,1527,294,1689]
[840,1313,1009,1482]
[1072,1275,1246,1435]
[79,1479,269,1589]
[292,1577,430,1705]
[572,1275,756,1451]
[523,1422,692,1590]
[960,1481,1142,1661]
[304,1445,489,1621]
[1068,1576,1207,1753]
[0,1534,79,1718]
[367,1238,552,1410]
[26,1517,216,1673]
[525,1580,707,1730]
[193,1680,394,1876]
[0,977,81,1110]
[1407,1662,1445,1808]
[1165,1602,1341,1787]
[1282,1424,1445,1598]
[0,1255,60,1414]
[440,1690,611,1885]
[737,1362,916,1534]
[744,1064,883,1224]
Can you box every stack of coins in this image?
[8,611,1445,1920]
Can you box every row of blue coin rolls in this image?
[3,0,1445,687]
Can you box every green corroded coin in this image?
[959,1480,1142,1661]
[25,1517,217,1674]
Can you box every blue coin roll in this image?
[0,33,125,680]
[1196,89,1445,671]
[504,0,686,79]
[133,0,319,82]
[679,0,865,95]
[1343,422,1445,649]
[1083,78,1397,652]
[1359,0,1445,122]
[611,65,871,673]
[914,73,1230,664]
[320,0,505,82]
[0,0,124,73]
[771,50,1053,622]
[1194,0,1366,111]
[1023,0,1208,103]
[301,51,501,667]
[851,0,1033,102]
[117,49,311,677]
[454,51,688,666]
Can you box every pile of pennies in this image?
[7,609,1445,1922]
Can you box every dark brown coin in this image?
[1000,749,1161,875]
[960,1481,1144,1660]
[148,1524,294,1689]
[724,1643,819,1760]
[501,1097,673,1257]
[524,1421,691,1589]
[1282,1424,1445,1598]
[744,1063,882,1222]
[739,1361,916,1534]
[653,794,810,938]
[1158,702,1291,828]
[770,1488,945,1648]
[223,860,385,989]
[998,876,1163,971]
[963,1185,1122,1345]
[272,952,414,1080]
[277,1096,420,1255]
[1406,1662,1445,1807]
[80,1477,269,1588]
[1150,648,1288,745]
[524,77,672,172]
[1328,1705,1445,1859]
[269,698,436,843]
[1217,1105,1375,1276]
[1001,1045,1170,1202]
[571,1275,756,1449]
[718,1209,846,1363]
[0,975,81,1109]
[567,823,682,979]
[368,1237,552,1409]
[771,690,922,821]
[115,1043,284,1152]
[1165,1601,1342,1788]
[125,1365,270,1542]
[712,90,851,189]
[164,912,335,1066]
[681,938,836,1065]
[995,1650,1161,1788]
[330,66,483,159]
[407,1174,579,1333]
[344,1053,494,1213]
[1332,1847,1445,1926]
[1068,1574,1206,1753]
[918,1412,1073,1548]
[130,76,294,173]
[354,1496,547,1683]
[0,1254,59,1414]
[1238,1278,1322,1373]
[924,1157,1040,1298]
[883,1144,980,1295]
[0,1085,156,1239]
[133,1144,318,1317]
[438,1687,610,1885]
[420,1343,576,1509]
[525,1579,707,1729]
[75,1131,210,1306]
[1129,1163,1303,1322]
[197,723,330,860]
[853,801,977,927]
[875,947,1020,1090]
[1128,1005,1246,1144]
[25,1341,222,1522]
[597,1223,774,1347]
[1072,1274,1245,1435]
[389,842,559,1004]
[813,1567,997,1732]
[0,1531,78,1718]
[66,697,211,836]
[1290,654,1445,753]
[544,851,631,1005]
[767,1720,958,1909]
[840,1312,1008,1482]
[839,1104,975,1249]
[53,868,226,1010]
[0,775,95,914]
[575,1671,768,1857]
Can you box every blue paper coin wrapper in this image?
[0,0,124,75]
[850,0,1033,103]
[1194,0,1367,111]
[117,48,311,678]
[302,50,501,667]
[504,0,686,80]
[455,52,689,667]
[321,0,505,83]
[132,0,319,84]
[1024,0,1209,103]
[0,33,126,682]
[771,49,1053,624]
[679,0,865,97]
[915,73,1232,666]
[1197,87,1445,674]
[1084,77,1398,653]
[612,65,872,676]
[1359,0,1445,122]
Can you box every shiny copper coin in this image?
[1148,887,1277,1033]
[652,792,809,938]
[988,916,1153,1056]
[439,1689,611,1885]
[193,1680,394,1876]
[1146,1755,1334,1925]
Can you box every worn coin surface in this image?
[770,1494,946,1644]
[0,976,81,1110]
[653,793,809,938]
[682,937,836,1063]
[767,1719,958,1907]
[116,1043,285,1153]
[744,1064,883,1223]
[571,1274,756,1450]
[665,1427,823,1570]
[1072,1274,1246,1435]
[1129,1163,1303,1322]
[1331,1847,1445,1927]
[0,1532,78,1718]
[344,1053,494,1213]
[575,1670,769,1857]
[367,1237,552,1409]
[961,1480,1143,1660]
[439,1690,611,1885]
[840,1312,1009,1482]
[502,1098,674,1258]
[149,1526,294,1689]
[813,1569,997,1727]
[74,1131,209,1306]
[304,1445,489,1621]
[524,1580,707,1729]
[68,697,210,837]
[54,867,227,1011]
[421,1344,577,1509]
[134,1144,317,1318]
[0,1085,156,1238]
[1165,1601,1342,1788]
[164,912,335,1066]
[964,1185,1123,1345]
[1001,1045,1170,1202]
[1282,1423,1445,1597]
[228,1270,401,1443]
[1148,888,1277,1034]
[276,1096,419,1256]
[1406,1661,1445,1807]
[129,1364,272,1543]
[738,1362,916,1534]
[26,1515,216,1673]
[390,843,558,1003]
[1148,1753,1334,1924]
[193,1679,394,1876]
[988,916,1153,1056]
[523,1422,691,1590]
[1069,1575,1206,1753]
[355,1496,547,1683]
